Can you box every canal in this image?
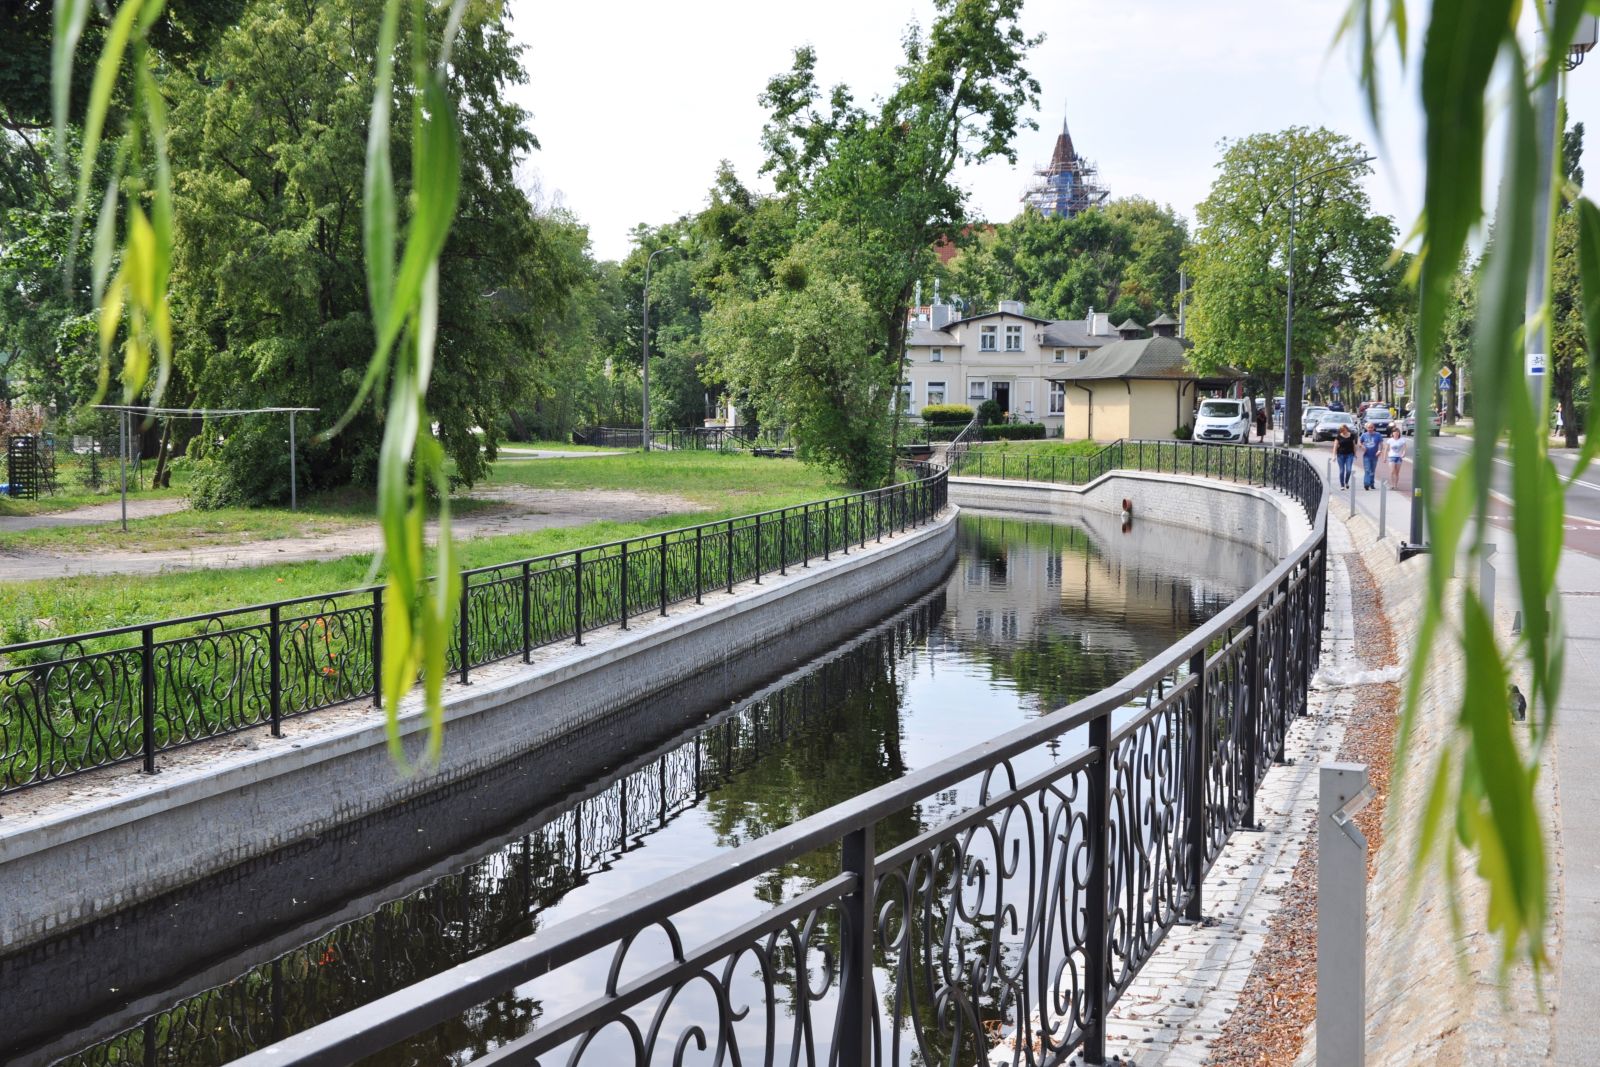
[2,509,1270,1066]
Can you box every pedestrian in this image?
[1386,426,1406,488]
[1333,423,1356,489]
[1255,406,1267,443]
[1358,421,1384,490]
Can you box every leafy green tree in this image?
[712,0,1042,484]
[1551,121,1586,447]
[165,0,578,504]
[1185,126,1399,438]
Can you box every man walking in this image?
[1358,421,1384,490]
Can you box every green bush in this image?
[1175,423,1193,440]
[977,399,1004,425]
[984,423,1046,440]
[920,403,974,424]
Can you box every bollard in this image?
[1481,544,1497,624]
[1318,763,1374,1067]
[1377,481,1387,540]
[1348,476,1357,519]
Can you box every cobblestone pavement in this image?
[1095,516,1366,1066]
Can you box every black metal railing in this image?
[228,448,1327,1067]
[0,470,948,796]
[948,438,1321,504]
[578,425,775,452]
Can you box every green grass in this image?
[0,452,846,645]
[497,440,624,453]
[968,439,1105,459]
[0,453,190,517]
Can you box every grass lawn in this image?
[968,439,1105,459]
[0,452,846,644]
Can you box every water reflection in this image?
[15,511,1265,1067]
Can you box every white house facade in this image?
[903,303,1122,435]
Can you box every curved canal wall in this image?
[0,513,957,953]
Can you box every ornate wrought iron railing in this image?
[227,445,1327,1067]
[948,438,1320,500]
[0,468,948,796]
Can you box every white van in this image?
[1194,398,1249,442]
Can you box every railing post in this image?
[1243,605,1262,829]
[726,520,735,593]
[521,562,532,661]
[620,540,630,629]
[459,579,471,685]
[823,499,831,561]
[780,509,788,576]
[1277,577,1292,722]
[1051,455,1057,483]
[876,492,883,543]
[839,824,876,1067]
[859,495,867,549]
[141,625,157,774]
[269,605,283,738]
[694,528,704,603]
[1025,454,1031,481]
[372,586,384,705]
[802,504,810,567]
[574,551,584,646]
[1083,710,1112,1065]
[656,534,668,617]
[1185,649,1208,922]
[755,515,764,581]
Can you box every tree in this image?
[709,0,1041,485]
[1185,127,1399,439]
[1551,121,1586,448]
[163,0,578,504]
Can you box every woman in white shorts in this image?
[1386,428,1406,488]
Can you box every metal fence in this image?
[949,437,1318,496]
[0,469,947,796]
[230,442,1327,1067]
[578,425,769,452]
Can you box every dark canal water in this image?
[1,511,1268,1067]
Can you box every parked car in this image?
[1404,408,1442,436]
[1313,411,1358,441]
[1194,398,1250,442]
[1302,406,1330,437]
[1364,405,1397,434]
[1327,401,1346,412]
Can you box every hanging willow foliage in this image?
[1345,0,1600,974]
[54,0,469,769]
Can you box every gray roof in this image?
[1146,313,1179,327]
[1049,335,1199,382]
[1041,318,1118,347]
[945,309,1054,329]
[1115,318,1144,333]
[907,328,961,347]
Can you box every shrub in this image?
[983,422,1046,440]
[1175,423,1193,440]
[919,403,974,424]
[977,399,1004,424]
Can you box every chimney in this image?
[931,304,951,330]
[1147,313,1179,338]
[1087,306,1099,335]
[999,299,1025,316]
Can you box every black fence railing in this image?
[229,447,1328,1067]
[949,437,1320,498]
[0,469,948,796]
[578,425,773,452]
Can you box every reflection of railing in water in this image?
[225,448,1327,1067]
[52,600,945,1067]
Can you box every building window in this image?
[1000,611,1018,638]
[930,347,943,363]
[1054,349,1066,363]
[975,609,993,634]
[980,325,997,351]
[1078,348,1089,361]
[900,380,912,411]
[1049,381,1066,415]
[927,381,947,405]
[968,380,987,400]
[1005,324,1023,352]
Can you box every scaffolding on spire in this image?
[1021,109,1109,218]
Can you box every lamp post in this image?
[1277,154,1376,445]
[642,246,679,453]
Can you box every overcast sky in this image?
[505,0,1600,264]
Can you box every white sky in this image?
[506,0,1600,264]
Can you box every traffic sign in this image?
[1440,365,1452,379]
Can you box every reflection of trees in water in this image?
[59,600,944,1067]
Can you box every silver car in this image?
[1313,411,1358,441]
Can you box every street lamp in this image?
[1274,154,1377,445]
[642,246,679,452]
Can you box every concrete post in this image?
[1318,763,1374,1067]
[1377,481,1387,541]
[1481,544,1498,624]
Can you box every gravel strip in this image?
[1205,545,1400,1067]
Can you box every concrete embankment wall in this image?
[950,471,1306,564]
[0,513,958,953]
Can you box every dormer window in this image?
[1053,349,1066,363]
[1078,349,1089,362]
[930,347,943,363]
[1004,325,1023,352]
[980,326,997,351]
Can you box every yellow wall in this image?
[1128,381,1186,439]
[1060,380,1191,441]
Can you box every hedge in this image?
[920,404,975,424]
[983,423,1046,440]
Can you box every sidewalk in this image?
[1314,443,1600,1062]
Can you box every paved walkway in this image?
[0,495,188,532]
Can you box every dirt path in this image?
[0,487,701,580]
[0,495,189,532]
